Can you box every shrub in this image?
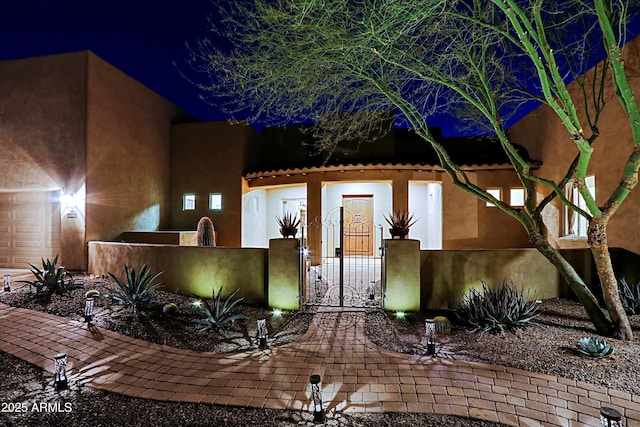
[107,264,163,310]
[193,287,249,337]
[455,279,540,334]
[197,216,216,247]
[618,277,640,315]
[576,337,614,358]
[19,255,75,296]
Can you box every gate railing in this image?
[300,206,385,308]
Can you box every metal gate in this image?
[301,206,385,308]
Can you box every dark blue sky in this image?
[0,0,222,123]
[1,1,638,137]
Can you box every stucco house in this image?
[1,42,639,310]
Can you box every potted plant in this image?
[385,210,416,239]
[276,212,300,238]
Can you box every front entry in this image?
[302,205,384,308]
[342,195,373,256]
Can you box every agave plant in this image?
[276,212,300,238]
[193,287,250,337]
[107,264,163,310]
[576,337,615,358]
[455,279,540,334]
[384,210,416,239]
[19,255,75,296]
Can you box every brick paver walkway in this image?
[1,303,639,427]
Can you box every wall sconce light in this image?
[301,246,309,257]
[425,318,436,355]
[84,298,95,323]
[600,406,623,426]
[257,319,268,350]
[309,374,326,423]
[54,353,68,390]
[3,274,10,292]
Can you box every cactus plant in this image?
[197,216,216,247]
[384,210,416,239]
[576,337,614,358]
[276,212,300,238]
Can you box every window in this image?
[209,193,222,210]
[510,188,525,207]
[486,188,502,207]
[563,176,595,237]
[183,194,195,211]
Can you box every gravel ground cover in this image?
[4,273,638,426]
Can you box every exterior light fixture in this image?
[425,318,436,355]
[257,319,268,350]
[600,407,623,426]
[301,246,310,257]
[54,353,68,390]
[3,274,10,292]
[395,311,405,319]
[272,309,283,317]
[368,281,375,301]
[84,297,95,323]
[309,374,326,423]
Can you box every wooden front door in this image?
[342,195,373,256]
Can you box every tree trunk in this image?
[529,231,612,335]
[588,217,633,340]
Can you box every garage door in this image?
[0,192,61,268]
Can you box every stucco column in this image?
[268,238,301,310]
[392,174,409,213]
[384,239,420,311]
[306,178,322,266]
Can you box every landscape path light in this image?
[54,353,68,390]
[257,318,268,349]
[600,406,623,427]
[84,297,95,323]
[309,374,326,423]
[3,274,9,292]
[425,318,436,355]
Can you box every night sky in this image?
[0,0,221,122]
[1,1,638,136]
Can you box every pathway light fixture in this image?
[425,318,436,355]
[84,297,95,323]
[309,374,326,423]
[600,406,623,426]
[3,274,9,292]
[54,353,68,390]
[257,318,268,349]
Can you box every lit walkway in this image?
[1,303,639,427]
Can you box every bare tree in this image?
[187,0,640,339]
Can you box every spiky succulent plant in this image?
[576,337,614,358]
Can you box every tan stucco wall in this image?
[88,241,267,304]
[508,36,640,254]
[0,52,88,270]
[420,249,564,310]
[385,239,421,311]
[249,167,530,250]
[170,122,261,246]
[85,53,186,256]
